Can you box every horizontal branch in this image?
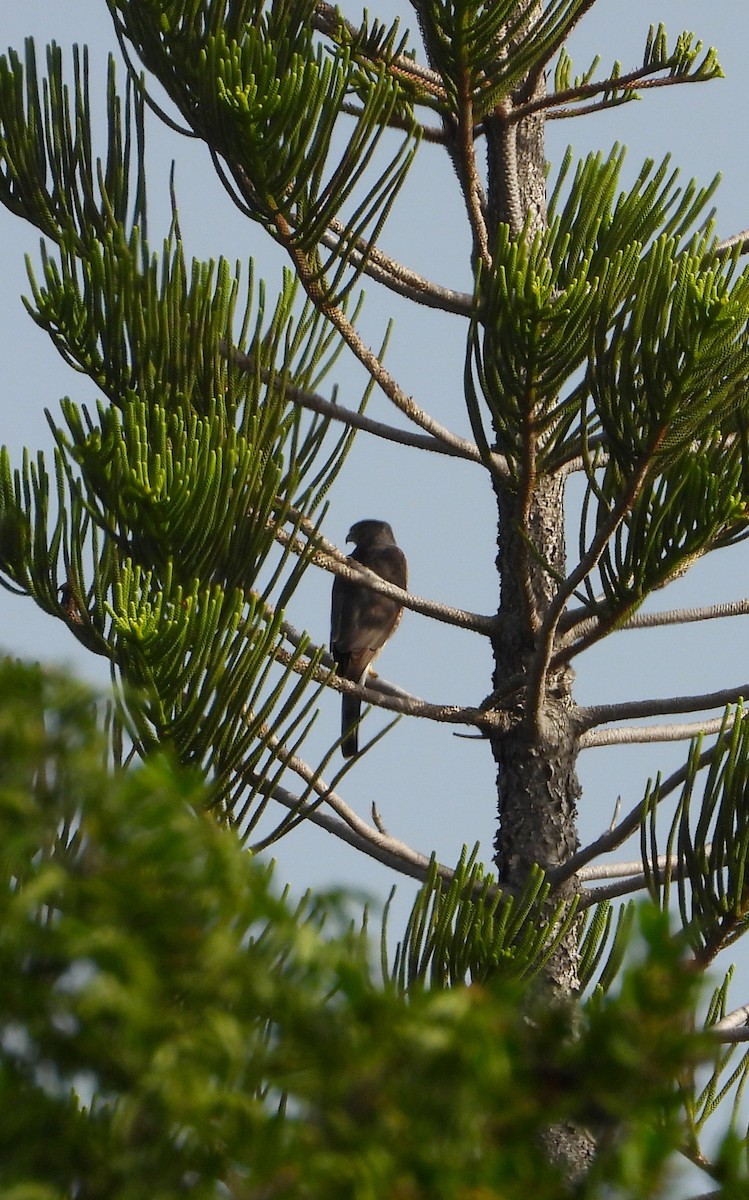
[272,508,497,635]
[714,227,749,258]
[275,643,492,729]
[580,684,748,733]
[511,59,718,125]
[577,850,711,882]
[580,873,651,906]
[712,1004,749,1035]
[562,597,749,640]
[622,597,749,630]
[709,1027,749,1045]
[581,716,730,749]
[579,846,707,907]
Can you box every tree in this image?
[1,0,749,1192]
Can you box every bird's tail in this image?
[341,693,361,758]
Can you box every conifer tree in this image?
[2,0,749,1191]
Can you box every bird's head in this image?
[346,518,396,547]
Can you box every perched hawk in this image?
[330,519,408,757]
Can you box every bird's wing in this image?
[331,546,406,679]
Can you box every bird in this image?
[330,519,408,757]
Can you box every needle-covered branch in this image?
[511,29,723,125]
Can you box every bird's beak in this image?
[345,527,354,543]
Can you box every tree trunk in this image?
[484,7,595,1177]
[491,477,582,990]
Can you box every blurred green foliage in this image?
[0,658,743,1199]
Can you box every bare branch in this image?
[226,343,497,466]
[581,717,730,749]
[580,874,652,905]
[578,851,710,882]
[579,846,711,906]
[709,1029,749,1045]
[712,1004,749,1034]
[622,597,749,630]
[275,642,492,729]
[714,228,749,258]
[580,685,748,733]
[321,218,474,314]
[270,508,497,635]
[561,597,749,640]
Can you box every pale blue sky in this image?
[1,1,749,971]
